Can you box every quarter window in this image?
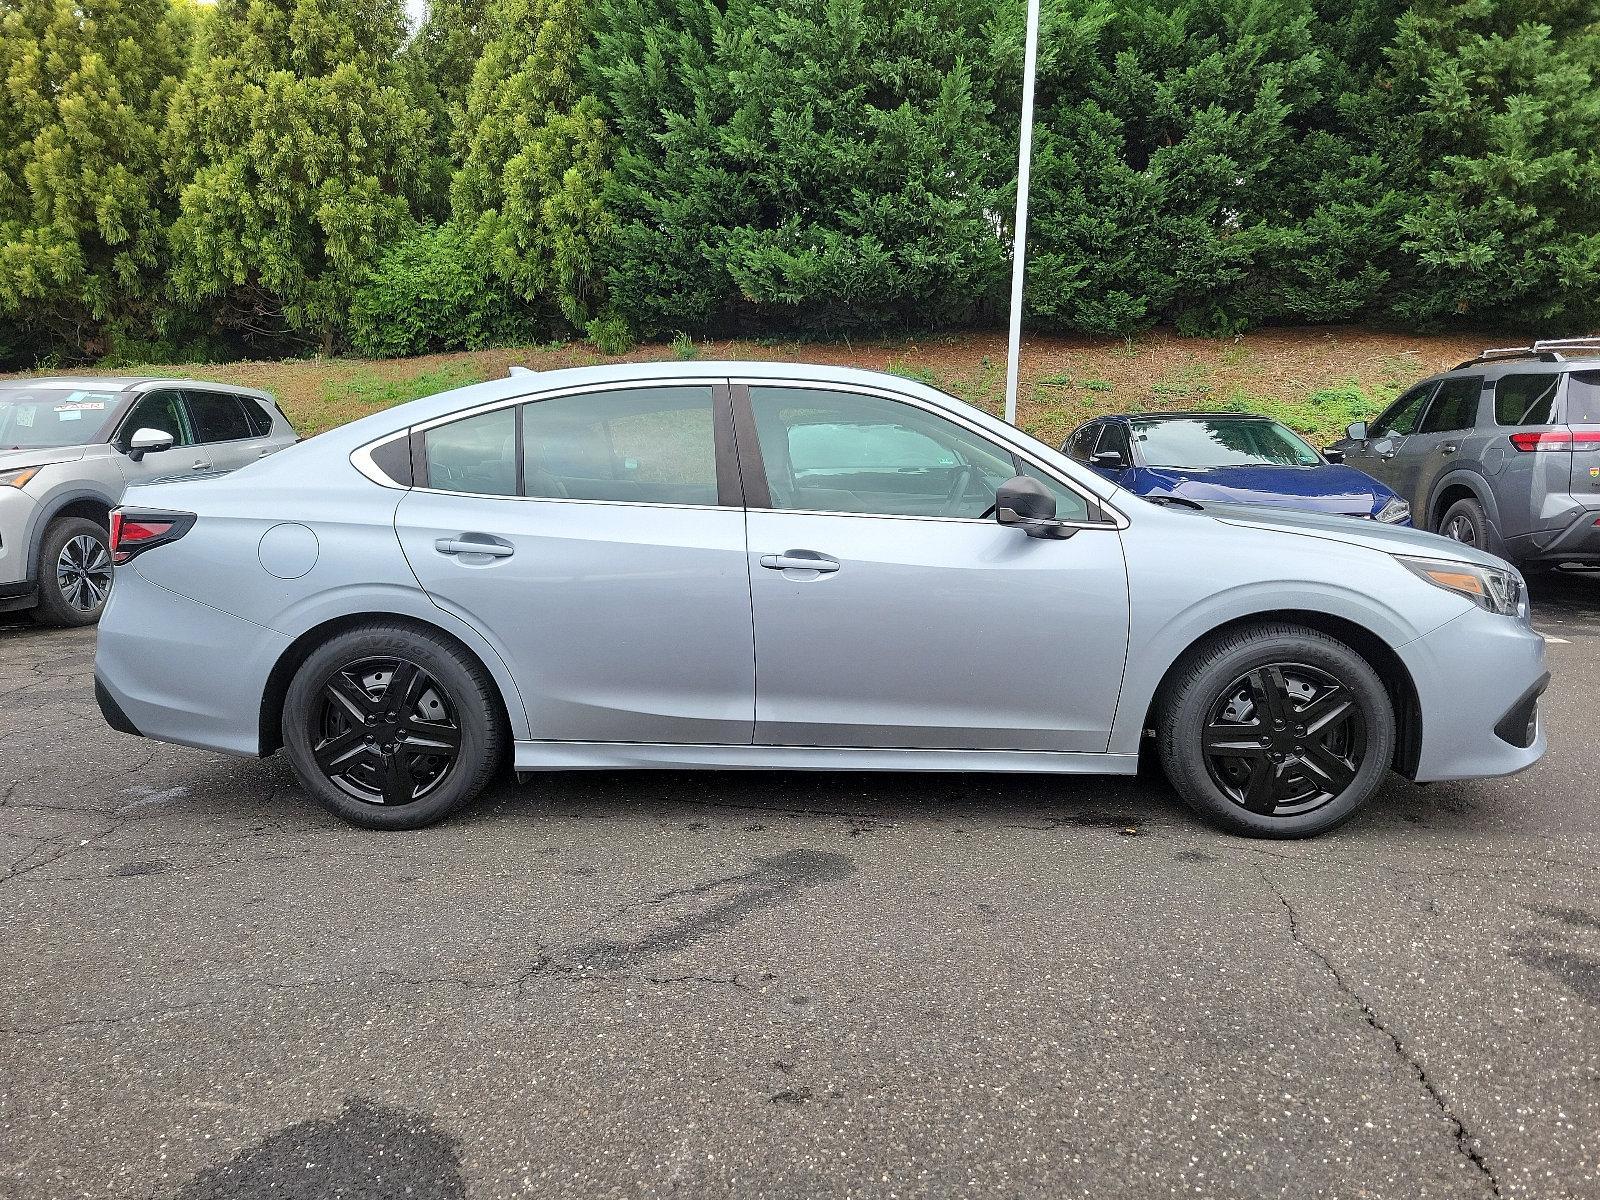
[748,386,1089,522]
[1567,372,1600,424]
[1417,376,1483,434]
[1495,373,1562,426]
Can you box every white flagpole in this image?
[1003,0,1041,426]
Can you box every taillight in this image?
[109,508,196,564]
[1509,429,1600,452]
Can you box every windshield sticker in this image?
[55,400,107,412]
[15,406,35,427]
[58,409,83,421]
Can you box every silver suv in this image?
[0,377,297,625]
[1329,337,1600,567]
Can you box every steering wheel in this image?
[940,465,975,516]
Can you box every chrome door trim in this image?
[730,376,1128,530]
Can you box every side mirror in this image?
[1090,449,1128,471]
[994,476,1074,540]
[125,428,174,463]
[1322,447,1345,464]
[1345,421,1368,441]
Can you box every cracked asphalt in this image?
[2,577,1599,1199]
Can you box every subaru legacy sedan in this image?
[93,363,1548,838]
[1065,412,1412,524]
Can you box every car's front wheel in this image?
[31,516,113,627]
[282,623,505,829]
[1156,623,1395,838]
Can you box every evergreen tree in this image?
[451,0,609,329]
[0,0,188,357]
[592,0,1006,338]
[164,0,429,353]
[1020,0,1335,336]
[1378,0,1600,328]
[400,0,491,220]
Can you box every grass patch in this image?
[1213,379,1397,444]
[305,365,486,435]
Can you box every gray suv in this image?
[1329,338,1600,567]
[0,377,297,625]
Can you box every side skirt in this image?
[513,741,1140,775]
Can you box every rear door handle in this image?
[1441,442,1459,455]
[760,550,840,573]
[435,537,514,559]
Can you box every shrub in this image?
[349,223,536,358]
[585,313,634,355]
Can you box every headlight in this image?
[0,465,41,489]
[1398,555,1524,616]
[1373,496,1410,524]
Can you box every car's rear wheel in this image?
[282,624,504,829]
[1156,623,1395,838]
[1437,496,1488,550]
[30,516,113,627]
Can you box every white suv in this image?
[0,376,297,625]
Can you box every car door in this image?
[113,389,202,485]
[182,389,272,474]
[1348,381,1436,495]
[394,381,756,745]
[1391,375,1485,514]
[735,380,1130,752]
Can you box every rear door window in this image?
[1418,376,1483,433]
[423,407,518,496]
[185,391,255,443]
[1495,373,1562,426]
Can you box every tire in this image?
[282,623,505,830]
[1436,496,1488,551]
[30,516,113,627]
[1155,623,1395,838]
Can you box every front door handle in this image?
[760,550,840,573]
[435,537,514,559]
[192,460,211,471]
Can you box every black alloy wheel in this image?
[1201,663,1366,818]
[313,657,462,805]
[1156,622,1395,838]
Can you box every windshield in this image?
[0,386,121,449]
[1132,417,1322,468]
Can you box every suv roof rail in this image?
[1453,335,1600,370]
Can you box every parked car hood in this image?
[1137,463,1391,512]
[1198,502,1511,569]
[0,445,87,469]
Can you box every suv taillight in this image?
[1509,429,1600,452]
[110,508,196,564]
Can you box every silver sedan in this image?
[93,362,1549,837]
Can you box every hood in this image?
[1140,463,1391,514]
[0,445,87,471]
[1199,502,1512,569]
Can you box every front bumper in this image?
[1398,605,1549,782]
[0,486,38,589]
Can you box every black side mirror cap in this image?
[995,476,1075,540]
[1090,450,1128,470]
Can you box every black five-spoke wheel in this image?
[283,624,504,829]
[1201,663,1366,818]
[314,658,462,806]
[1157,623,1395,838]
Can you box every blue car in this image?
[1062,412,1412,525]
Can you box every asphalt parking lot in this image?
[2,582,1598,1200]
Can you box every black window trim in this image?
[728,378,1123,529]
[394,378,744,510]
